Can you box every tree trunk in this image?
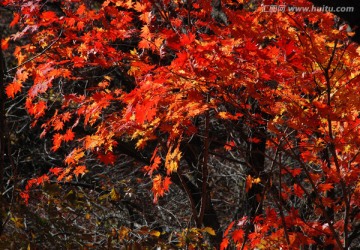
[0,29,6,236]
[180,135,222,247]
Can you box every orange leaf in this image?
[77,4,87,15]
[74,165,87,177]
[151,174,172,203]
[52,133,63,152]
[163,176,171,192]
[77,21,85,31]
[20,191,30,204]
[313,100,328,109]
[25,98,47,119]
[53,119,64,131]
[224,141,235,151]
[61,112,72,122]
[63,129,75,142]
[10,13,20,27]
[220,238,229,250]
[41,11,57,21]
[57,167,72,181]
[224,221,235,237]
[245,175,252,192]
[232,229,244,243]
[5,81,23,98]
[318,183,334,192]
[138,39,152,50]
[65,148,84,165]
[180,33,195,46]
[300,151,316,162]
[134,2,147,12]
[135,101,157,123]
[35,101,47,118]
[49,167,63,176]
[84,135,103,150]
[36,174,49,185]
[16,68,29,82]
[152,174,163,203]
[144,156,161,176]
[140,25,151,39]
[1,37,9,50]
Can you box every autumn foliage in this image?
[1,0,360,248]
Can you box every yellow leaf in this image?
[84,135,103,150]
[118,226,130,239]
[356,47,360,56]
[130,48,137,56]
[252,177,261,184]
[98,193,109,201]
[203,227,216,236]
[168,160,178,173]
[65,148,84,165]
[110,188,121,201]
[344,145,351,153]
[103,75,112,81]
[150,230,161,237]
[325,41,344,48]
[11,217,24,229]
[165,143,182,175]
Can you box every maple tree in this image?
[1,0,360,248]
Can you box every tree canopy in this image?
[1,0,360,249]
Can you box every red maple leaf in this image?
[293,183,304,197]
[97,151,116,165]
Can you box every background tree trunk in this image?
[0,29,6,236]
